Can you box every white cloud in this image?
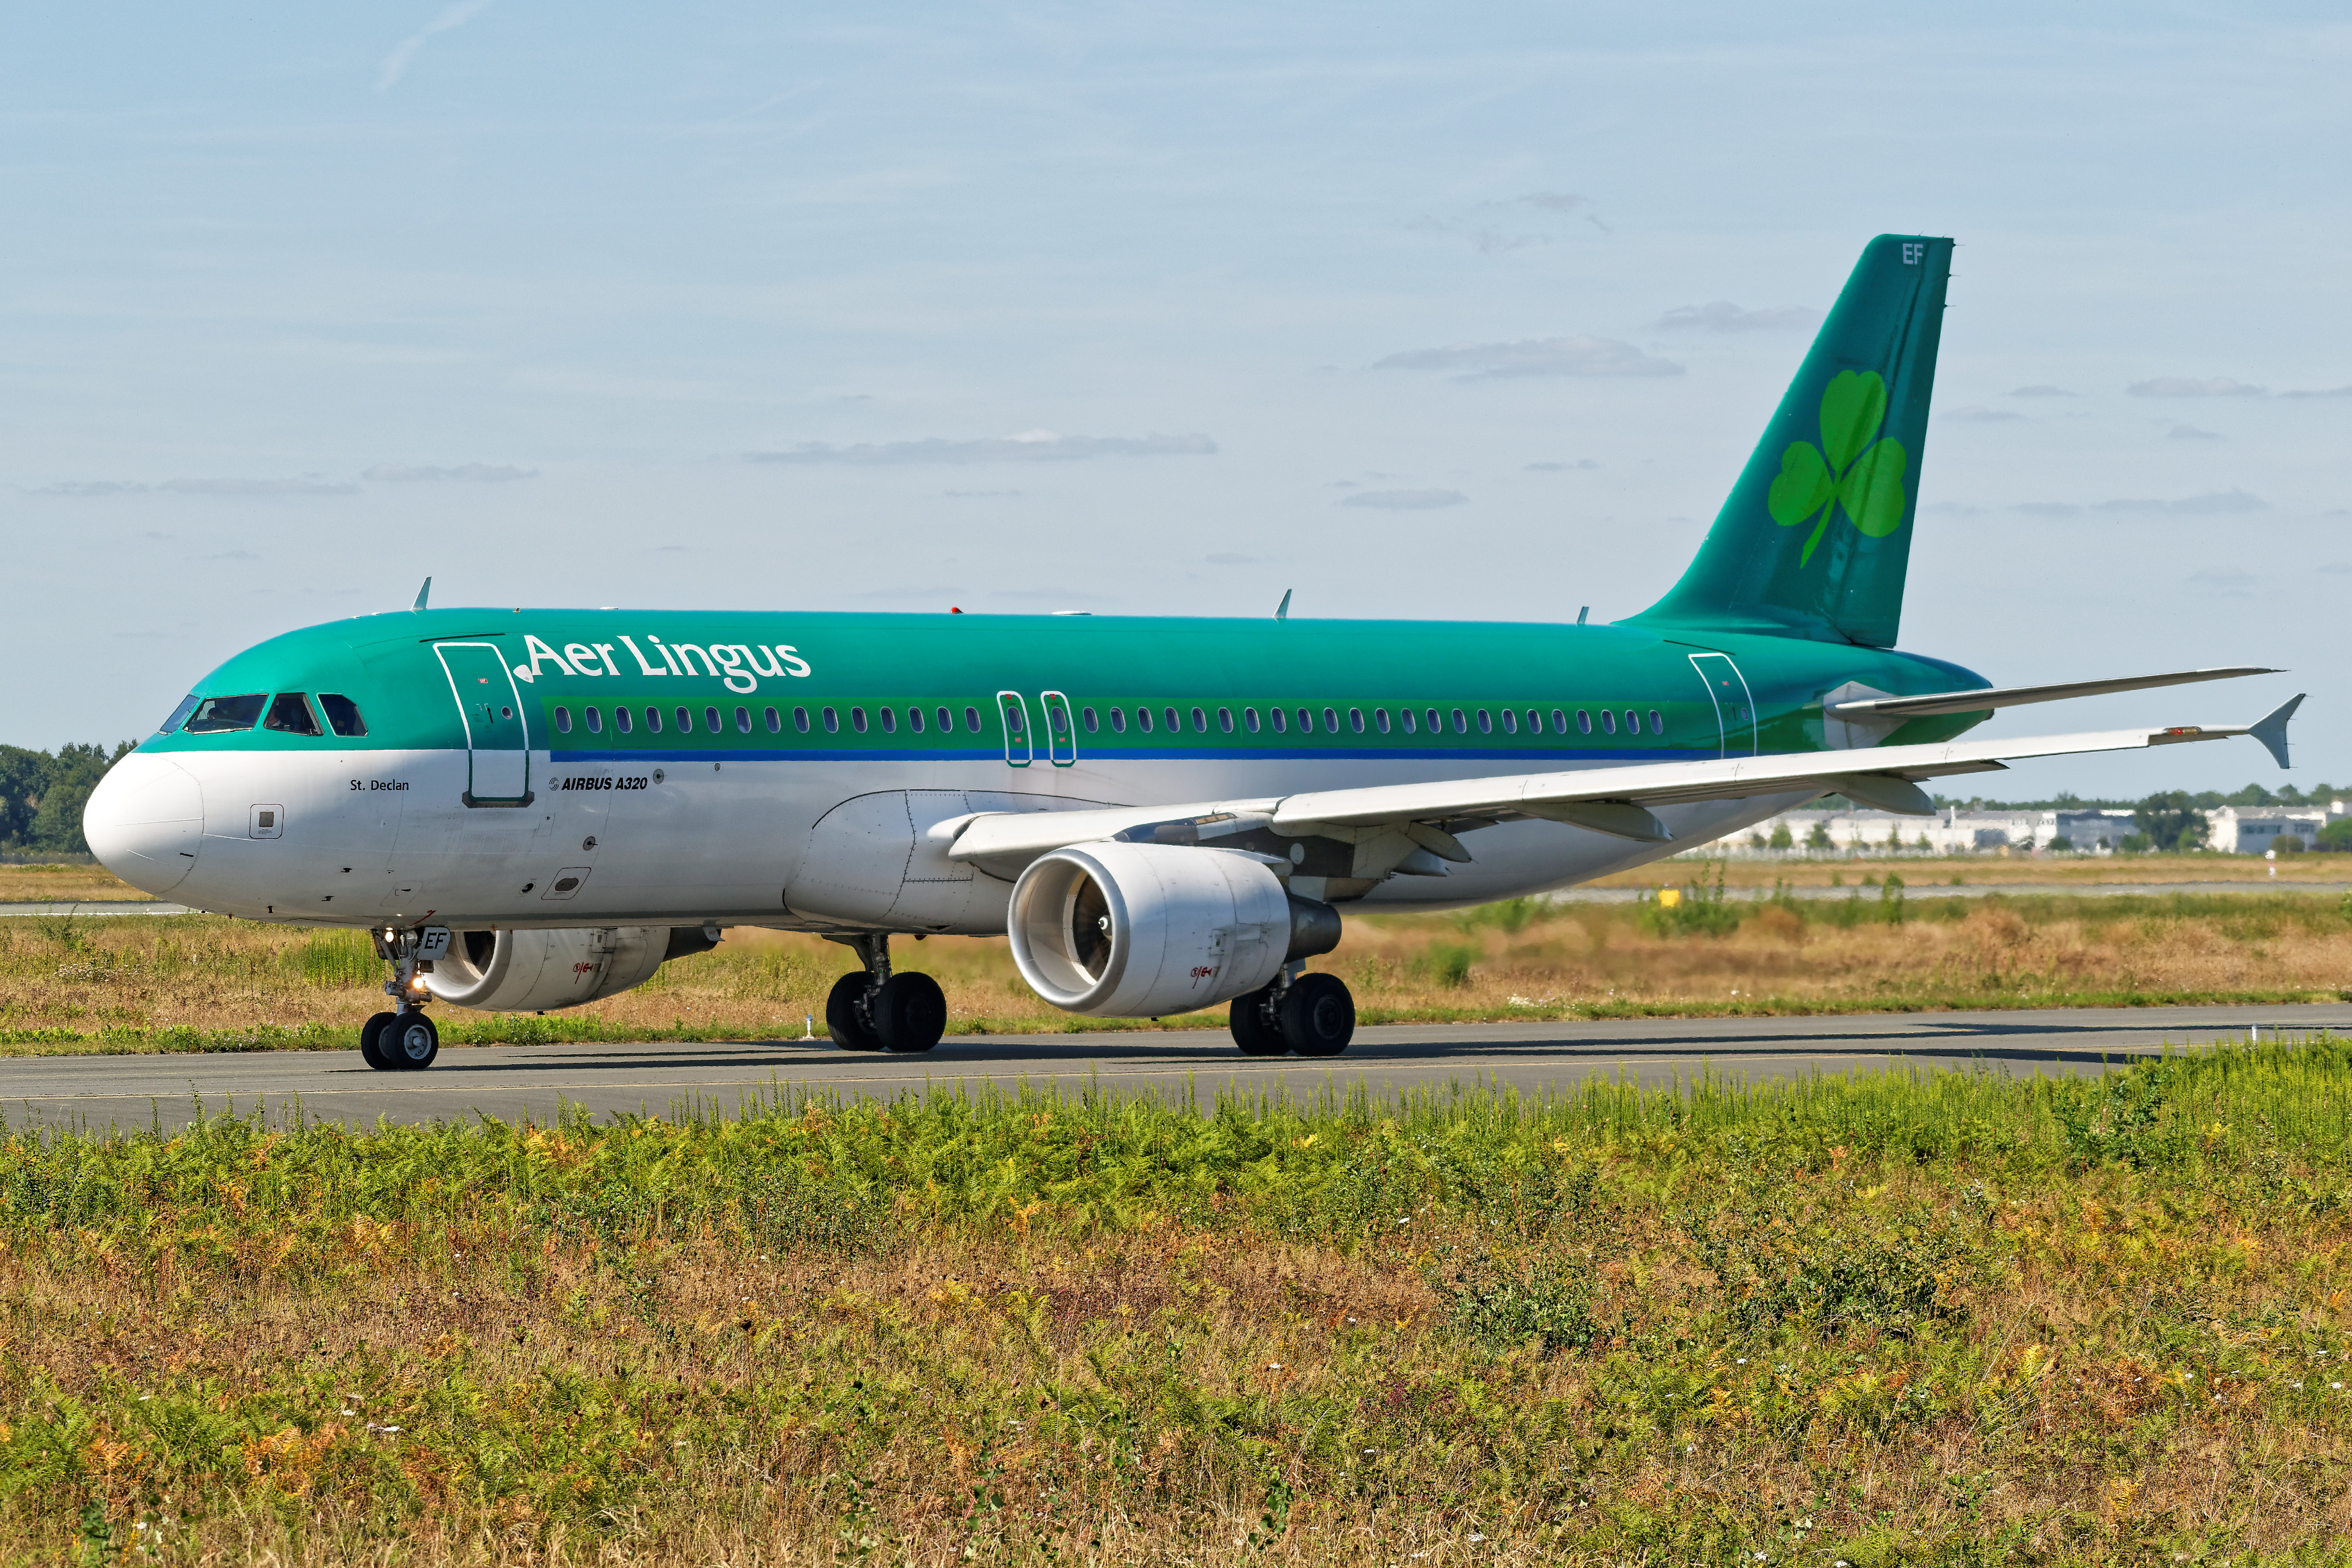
[1374,336,1681,381]
[30,476,358,496]
[1652,302,1821,333]
[2128,376,2265,397]
[1341,489,1466,510]
[2282,384,2352,400]
[745,432,1216,464]
[378,0,493,92]
[364,463,538,482]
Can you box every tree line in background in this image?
[0,742,136,855]
[1929,783,2345,812]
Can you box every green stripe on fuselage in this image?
[134,607,1991,762]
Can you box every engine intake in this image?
[425,926,706,1012]
[1007,842,1339,1018]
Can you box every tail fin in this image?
[1629,234,1952,648]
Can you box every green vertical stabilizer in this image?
[1629,233,1951,648]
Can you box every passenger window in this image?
[1649,709,1663,734]
[706,706,722,733]
[1577,709,1591,734]
[1138,707,1154,733]
[1349,708,1364,733]
[765,707,780,733]
[822,707,838,732]
[1602,710,1617,734]
[1324,707,1339,732]
[675,707,693,732]
[1402,708,1417,734]
[1624,709,1639,734]
[1452,709,1467,734]
[910,707,925,733]
[1082,707,1097,732]
[1426,708,1441,734]
[159,693,200,734]
[317,693,368,737]
[852,707,869,733]
[617,707,634,734]
[586,707,603,734]
[1110,707,1127,733]
[936,707,952,732]
[794,707,810,732]
[1551,709,1566,734]
[646,707,663,732]
[1476,709,1493,734]
[1527,709,1542,734]
[184,694,265,734]
[554,707,573,734]
[1245,708,1260,733]
[261,693,322,736]
[1047,705,1066,735]
[964,706,982,732]
[735,707,750,734]
[1163,706,1179,732]
[1271,707,1286,733]
[1218,707,1233,732]
[1191,707,1206,733]
[879,707,896,733]
[1299,708,1316,734]
[1376,709,1391,734]
[1500,709,1516,735]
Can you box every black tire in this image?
[873,972,948,1053]
[386,1010,440,1070]
[1229,985,1288,1055]
[825,971,884,1051]
[360,1012,397,1071]
[1278,973,1355,1057]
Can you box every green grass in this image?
[11,1041,2352,1560]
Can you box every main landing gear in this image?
[361,928,442,1072]
[1230,965,1355,1057]
[823,933,948,1053]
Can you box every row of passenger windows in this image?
[167,691,368,738]
[550,701,1667,739]
[553,704,990,736]
[1071,705,1664,738]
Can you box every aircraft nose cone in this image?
[84,753,204,895]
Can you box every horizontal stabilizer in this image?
[1824,666,2279,721]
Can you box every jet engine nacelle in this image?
[1007,842,1340,1018]
[424,926,715,1012]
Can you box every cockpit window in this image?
[263,693,323,736]
[317,693,368,737]
[158,694,200,734]
[182,694,266,733]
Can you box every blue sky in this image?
[6,3,2348,797]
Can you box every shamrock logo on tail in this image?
[1766,369,1908,565]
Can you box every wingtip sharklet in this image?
[2251,693,2304,769]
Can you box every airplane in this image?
[83,234,2302,1072]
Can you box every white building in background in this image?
[2204,803,2342,853]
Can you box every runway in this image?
[3,1002,2343,1134]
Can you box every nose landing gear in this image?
[362,927,445,1072]
[823,932,947,1053]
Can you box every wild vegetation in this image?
[8,1041,2352,1561]
[3,880,2350,1055]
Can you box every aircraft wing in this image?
[941,695,2303,865]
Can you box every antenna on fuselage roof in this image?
[1577,606,1589,624]
[1274,589,1291,621]
[412,576,432,613]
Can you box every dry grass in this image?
[3,884,2349,1055]
[9,1050,2352,1562]
[1590,851,2352,888]
[0,862,152,904]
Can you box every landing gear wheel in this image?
[872,972,948,1053]
[360,1012,398,1072]
[386,1010,440,1070]
[1278,973,1355,1056]
[825,971,884,1051]
[1229,985,1288,1055]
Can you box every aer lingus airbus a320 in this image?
[83,234,2301,1070]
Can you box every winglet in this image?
[1274,589,1291,621]
[413,576,432,613]
[2251,693,2304,768]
